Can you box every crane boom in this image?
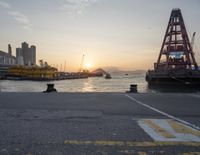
[191,32,196,51]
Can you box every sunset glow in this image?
[84,62,93,70]
[0,0,200,71]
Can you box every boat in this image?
[105,73,112,79]
[146,8,200,86]
[7,65,58,81]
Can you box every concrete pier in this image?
[0,92,200,154]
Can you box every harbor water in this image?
[0,72,150,93]
[1,71,200,93]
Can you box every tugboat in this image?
[146,8,200,86]
[105,73,112,79]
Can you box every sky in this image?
[0,0,200,71]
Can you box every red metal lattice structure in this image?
[155,8,198,71]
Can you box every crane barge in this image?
[146,8,200,86]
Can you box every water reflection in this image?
[82,78,95,92]
[2,73,199,93]
[0,73,149,93]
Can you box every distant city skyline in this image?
[0,42,36,66]
[0,0,200,71]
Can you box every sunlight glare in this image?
[84,62,92,69]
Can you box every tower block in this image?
[155,8,198,70]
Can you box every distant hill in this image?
[91,68,107,75]
[91,68,146,76]
[101,66,146,74]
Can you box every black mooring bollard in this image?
[130,84,137,93]
[43,84,57,93]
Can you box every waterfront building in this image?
[0,44,16,65]
[30,45,36,65]
[0,43,36,66]
[21,42,29,66]
[16,48,24,65]
[21,42,36,66]
[0,51,16,65]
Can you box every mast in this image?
[64,60,66,72]
[79,54,85,72]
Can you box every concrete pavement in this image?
[0,92,200,155]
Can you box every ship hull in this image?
[146,77,200,86]
[146,70,200,86]
[146,70,200,92]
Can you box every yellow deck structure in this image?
[8,66,58,80]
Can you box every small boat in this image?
[105,73,112,79]
[125,73,128,76]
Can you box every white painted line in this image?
[125,94,200,131]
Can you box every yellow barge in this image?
[7,66,58,81]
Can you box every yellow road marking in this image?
[120,151,200,155]
[64,140,200,147]
[180,152,200,155]
[138,152,147,155]
[119,150,135,154]
[168,120,200,137]
[143,119,175,138]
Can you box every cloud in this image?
[61,0,100,15]
[0,0,11,9]
[0,0,33,31]
[22,25,33,31]
[9,11,29,23]
[8,11,33,31]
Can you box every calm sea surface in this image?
[0,72,151,93]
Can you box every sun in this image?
[84,62,92,70]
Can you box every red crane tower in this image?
[156,8,198,70]
[146,8,200,86]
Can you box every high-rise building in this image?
[21,42,36,66]
[21,42,29,66]
[16,48,24,65]
[16,48,22,57]
[1,42,37,66]
[30,45,36,65]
